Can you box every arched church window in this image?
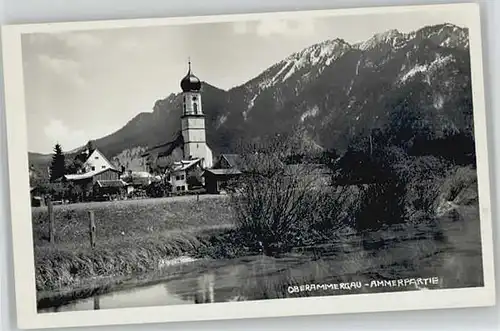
[183,104,186,113]
[193,102,198,114]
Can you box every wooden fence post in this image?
[93,296,100,310]
[47,199,55,244]
[89,211,96,248]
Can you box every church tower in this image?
[180,60,213,168]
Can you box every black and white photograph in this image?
[1,2,496,329]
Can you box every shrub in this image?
[229,133,342,255]
[230,156,322,255]
[439,166,478,205]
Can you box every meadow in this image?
[33,195,235,294]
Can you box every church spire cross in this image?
[188,57,192,73]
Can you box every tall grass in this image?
[32,198,234,248]
[33,197,235,293]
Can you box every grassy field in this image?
[32,195,233,248]
[33,195,235,293]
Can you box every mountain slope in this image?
[30,23,472,176]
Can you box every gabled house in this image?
[58,148,123,200]
[213,154,243,170]
[92,179,130,200]
[81,148,117,173]
[203,154,244,194]
[168,158,204,193]
[203,168,242,194]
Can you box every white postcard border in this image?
[1,2,496,329]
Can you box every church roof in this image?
[141,133,184,158]
[180,60,201,92]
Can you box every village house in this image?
[59,148,126,200]
[203,154,243,194]
[120,170,155,195]
[203,168,242,194]
[30,186,45,207]
[168,159,204,193]
[213,154,243,170]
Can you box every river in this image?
[38,212,483,313]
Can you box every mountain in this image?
[29,23,472,177]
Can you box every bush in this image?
[439,166,478,205]
[145,181,171,198]
[230,159,321,255]
[229,133,342,256]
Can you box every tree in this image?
[86,140,95,154]
[186,167,203,189]
[66,152,87,174]
[49,143,66,182]
[229,134,329,255]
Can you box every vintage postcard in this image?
[1,2,496,329]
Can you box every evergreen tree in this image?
[86,140,95,154]
[49,143,66,182]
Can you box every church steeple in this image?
[179,59,212,167]
[180,58,201,93]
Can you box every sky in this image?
[22,9,470,154]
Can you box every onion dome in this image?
[180,60,201,92]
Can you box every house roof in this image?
[64,167,120,181]
[203,168,242,176]
[95,179,128,188]
[171,158,202,172]
[130,171,151,178]
[83,148,117,171]
[220,154,242,169]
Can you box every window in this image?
[91,166,95,171]
[192,96,197,101]
[176,176,180,180]
[193,103,198,114]
[176,186,181,191]
[181,175,185,180]
[102,165,106,169]
[95,157,99,160]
